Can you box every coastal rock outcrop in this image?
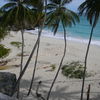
[0,72,16,96]
[0,93,18,100]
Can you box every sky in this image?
[0,0,85,12]
[0,0,6,7]
[67,0,85,12]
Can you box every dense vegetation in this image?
[0,44,10,58]
[62,61,88,79]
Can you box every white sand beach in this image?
[0,31,100,100]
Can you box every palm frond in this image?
[62,0,72,5]
[46,3,57,10]
[49,0,61,5]
[49,0,72,5]
[46,4,79,35]
[23,0,44,10]
[0,3,16,11]
[1,3,37,30]
[78,0,100,27]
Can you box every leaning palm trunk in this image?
[47,25,67,100]
[12,32,40,95]
[27,28,41,96]
[13,25,43,96]
[17,29,24,98]
[27,0,47,96]
[12,0,47,95]
[20,30,24,76]
[80,26,94,100]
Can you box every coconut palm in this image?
[0,0,36,97]
[11,0,47,96]
[27,30,41,96]
[78,0,100,100]
[46,0,79,99]
[27,12,44,96]
[27,0,47,96]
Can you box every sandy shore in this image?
[0,31,100,100]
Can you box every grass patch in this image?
[0,44,10,58]
[62,61,89,79]
[50,64,56,71]
[10,41,22,48]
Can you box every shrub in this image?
[10,41,22,48]
[50,64,56,71]
[0,44,10,58]
[62,61,88,79]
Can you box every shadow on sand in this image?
[16,78,100,100]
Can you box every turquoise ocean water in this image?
[27,16,100,46]
[45,16,100,46]
[57,16,100,40]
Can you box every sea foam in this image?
[26,29,100,46]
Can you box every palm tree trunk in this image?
[17,29,24,98]
[27,0,47,95]
[20,30,24,73]
[12,0,47,96]
[12,33,40,95]
[27,28,41,96]
[47,25,67,100]
[80,26,94,100]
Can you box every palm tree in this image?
[11,0,47,96]
[26,0,47,96]
[46,0,79,99]
[0,0,36,97]
[27,29,41,96]
[78,0,100,100]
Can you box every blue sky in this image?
[0,0,6,7]
[0,0,85,12]
[67,0,85,11]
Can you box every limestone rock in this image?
[0,72,16,96]
[0,93,18,100]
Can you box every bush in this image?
[0,44,10,58]
[50,64,56,71]
[10,41,22,48]
[61,61,88,79]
